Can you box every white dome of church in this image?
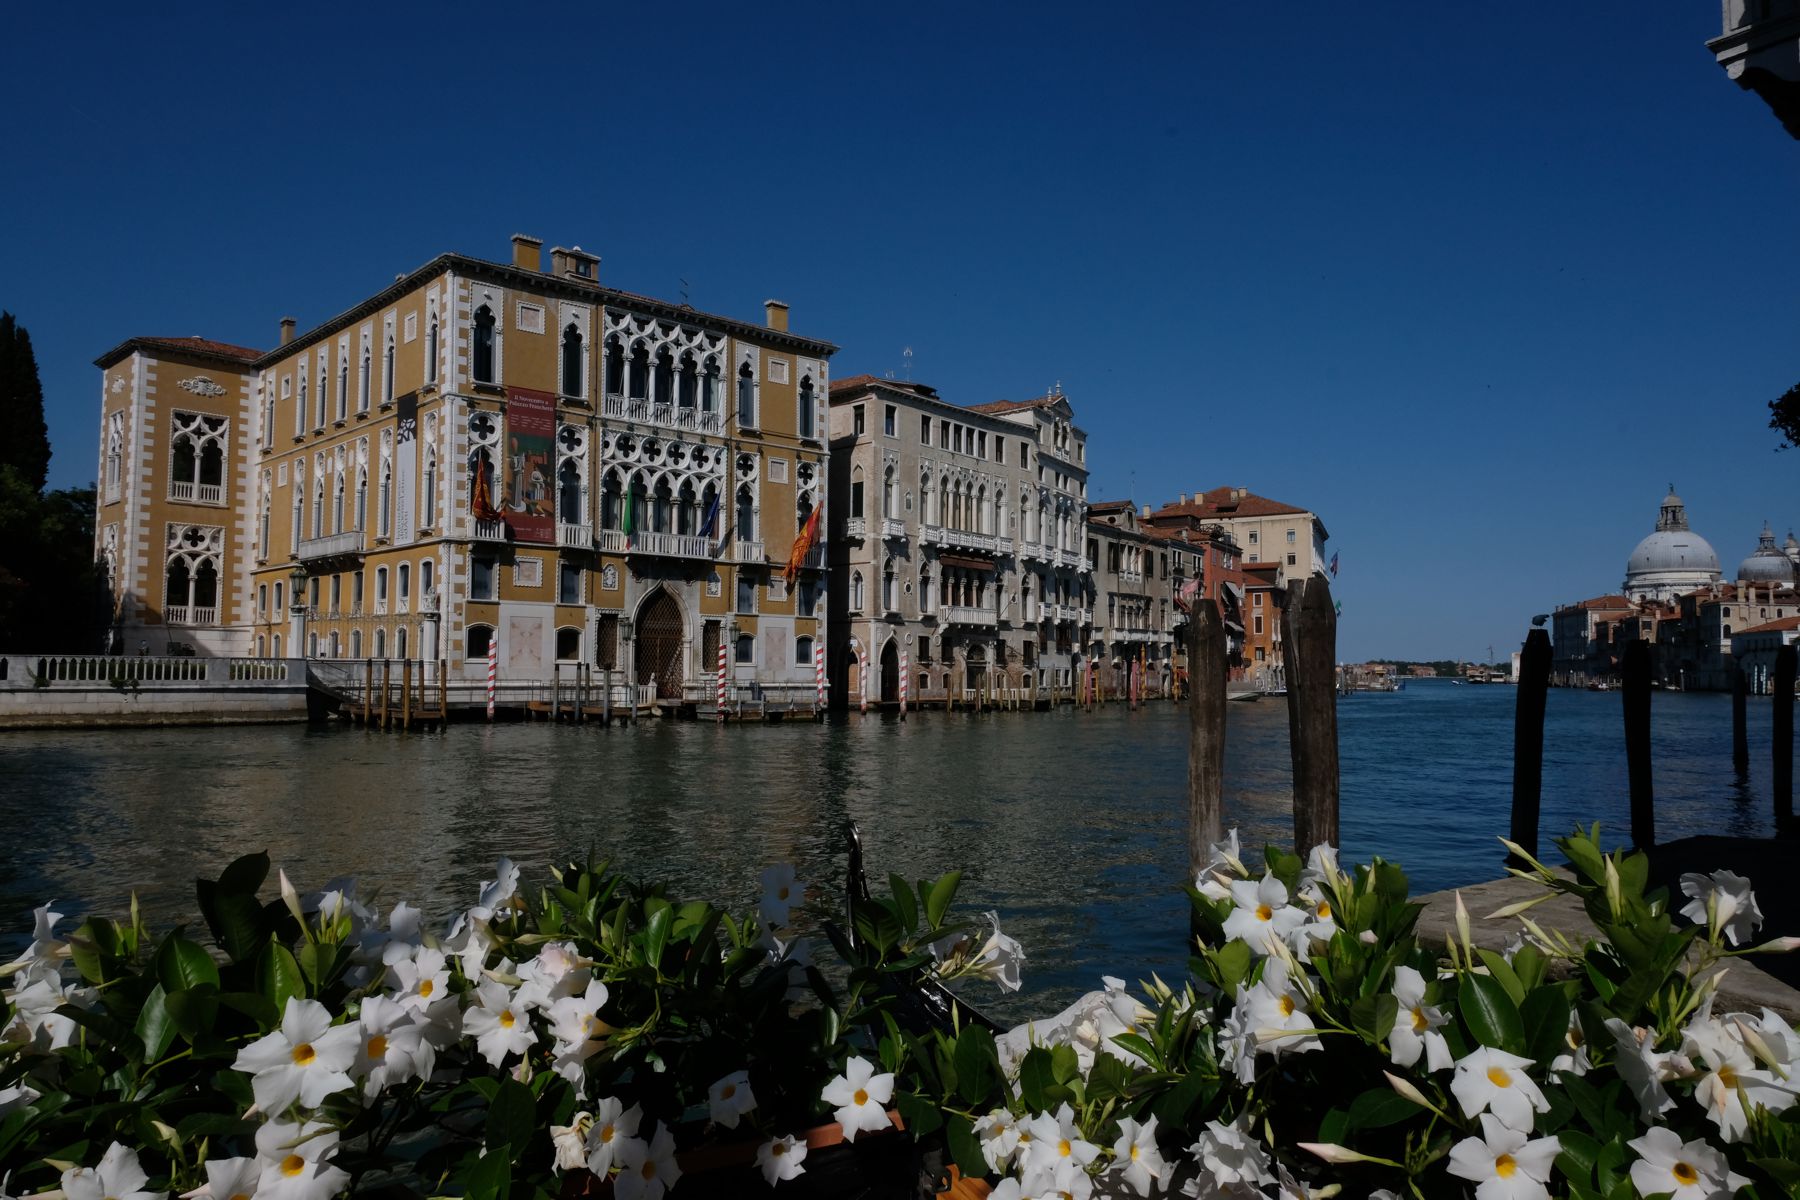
[1738,521,1796,583]
[1622,486,1721,603]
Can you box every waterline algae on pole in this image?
[1283,575,1340,859]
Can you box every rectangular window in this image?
[375,568,389,602]
[1287,553,1297,566]
[1019,439,1029,466]
[330,575,342,612]
[798,578,818,616]
[735,634,754,664]
[977,431,987,458]
[920,414,931,444]
[995,440,1004,464]
[919,634,931,662]
[853,405,865,435]
[353,570,364,608]
[940,419,950,448]
[1248,531,1258,544]
[471,556,496,600]
[1253,591,1263,608]
[398,562,411,601]
[1254,614,1264,635]
[884,405,896,436]
[737,574,756,614]
[1287,528,1296,544]
[559,562,581,604]
[851,480,864,518]
[258,583,268,615]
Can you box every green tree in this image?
[0,311,51,491]
[1770,380,1800,451]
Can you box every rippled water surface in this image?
[2,680,1784,1019]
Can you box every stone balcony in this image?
[164,605,218,626]
[942,604,998,628]
[881,517,907,540]
[733,539,766,564]
[602,393,724,436]
[558,523,593,549]
[470,518,509,543]
[844,517,867,541]
[170,480,225,505]
[297,530,366,562]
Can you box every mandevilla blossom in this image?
[968,911,1027,992]
[613,1122,681,1200]
[1109,1114,1169,1197]
[547,978,612,1085]
[232,997,359,1113]
[1021,1102,1101,1189]
[1679,870,1763,947]
[353,994,428,1098]
[1221,874,1306,956]
[61,1142,164,1200]
[182,1157,259,1200]
[1449,1047,1550,1132]
[1188,1117,1276,1193]
[1243,959,1322,1058]
[549,1112,591,1173]
[1194,830,1246,901]
[974,1108,1022,1173]
[0,1083,39,1118]
[585,1097,643,1177]
[1549,1009,1591,1078]
[253,1119,348,1200]
[1627,1126,1749,1199]
[755,1135,807,1187]
[758,863,804,929]
[1388,965,1452,1072]
[471,857,521,923]
[1605,1018,1678,1121]
[1689,1022,1794,1142]
[1447,1114,1559,1200]
[463,979,534,1069]
[820,1055,895,1141]
[707,1069,757,1129]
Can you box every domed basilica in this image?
[1622,487,1722,603]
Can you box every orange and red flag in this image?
[784,506,822,586]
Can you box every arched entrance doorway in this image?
[634,590,685,699]
[880,640,899,704]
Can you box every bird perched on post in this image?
[1531,614,1549,627]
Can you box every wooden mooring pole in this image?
[1622,640,1654,848]
[1186,600,1227,876]
[1775,644,1795,832]
[1509,627,1552,866]
[1282,576,1340,859]
[1733,663,1750,777]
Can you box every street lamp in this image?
[288,565,310,660]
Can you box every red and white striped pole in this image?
[858,648,869,714]
[899,649,909,720]
[485,634,497,721]
[813,643,825,712]
[716,640,728,722]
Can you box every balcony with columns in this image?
[844,516,867,541]
[558,523,593,549]
[470,518,509,543]
[942,605,998,628]
[297,530,367,562]
[601,393,724,436]
[732,539,766,564]
[881,517,907,541]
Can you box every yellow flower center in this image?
[778,886,791,900]
[600,1124,615,1143]
[1130,1145,1141,1161]
[1673,1162,1699,1186]
[282,1155,306,1177]
[853,1088,869,1106]
[772,1142,788,1157]
[1568,1026,1584,1048]
[641,1161,656,1180]
[1058,1139,1072,1157]
[291,1042,316,1066]
[499,1009,516,1029]
[367,1034,388,1059]
[1278,995,1295,1017]
[419,979,434,998]
[1495,1153,1516,1178]
[1487,1066,1512,1088]
[229,1193,251,1200]
[1411,1006,1428,1033]
[1018,1131,1033,1144]
[1719,1065,1738,1087]
[722,1084,736,1100]
[1256,904,1273,921]
[1316,901,1331,919]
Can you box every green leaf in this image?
[462,1149,512,1200]
[1346,1087,1420,1132]
[157,935,222,993]
[1512,944,1547,992]
[641,905,673,970]
[1475,950,1526,1007]
[946,1113,987,1179]
[163,983,221,1040]
[1049,1042,1080,1085]
[1751,1157,1800,1187]
[1350,993,1399,1044]
[893,1088,943,1137]
[952,1026,999,1106]
[1555,1129,1600,1189]
[1086,1052,1135,1103]
[1110,1033,1162,1070]
[1520,986,1574,1066]
[198,888,269,965]
[257,943,305,1010]
[1018,1047,1057,1111]
[217,990,280,1030]
[1317,1107,1350,1147]
[925,872,962,930]
[485,1078,535,1156]
[1208,939,1254,992]
[1461,971,1526,1054]
[219,851,271,896]
[135,983,177,1062]
[888,874,918,934]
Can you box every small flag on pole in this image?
[1328,551,1339,578]
[622,484,636,550]
[1334,599,1342,616]
[699,492,721,539]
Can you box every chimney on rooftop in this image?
[279,317,296,346]
[1142,504,1152,518]
[510,234,543,272]
[549,245,600,283]
[764,300,789,332]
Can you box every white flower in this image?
[613,1122,681,1200]
[1022,1102,1101,1189]
[1221,875,1306,956]
[933,912,1027,992]
[0,1083,39,1117]
[1605,1018,1678,1121]
[756,1135,807,1187]
[1194,830,1246,901]
[1449,1047,1549,1132]
[4,901,70,984]
[1627,1126,1749,1199]
[232,997,359,1114]
[353,994,428,1098]
[585,1097,643,1176]
[517,941,591,1010]
[550,1112,592,1173]
[1446,1114,1559,1200]
[1679,870,1763,946]
[254,1119,348,1200]
[387,946,449,1008]
[1388,966,1452,1072]
[1243,958,1321,1057]
[758,863,804,928]
[463,979,534,1069]
[5,975,86,1050]
[1549,1010,1590,1077]
[547,978,612,1086]
[1189,1117,1275,1192]
[708,1069,757,1129]
[1691,1026,1795,1142]
[1109,1114,1169,1197]
[1217,1002,1258,1084]
[820,1055,895,1141]
[183,1157,259,1200]
[471,858,520,923]
[62,1143,163,1200]
[974,1108,1022,1173]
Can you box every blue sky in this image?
[4,4,1795,661]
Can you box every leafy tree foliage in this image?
[0,311,51,491]
[1770,379,1800,451]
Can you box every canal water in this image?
[1,680,1784,1020]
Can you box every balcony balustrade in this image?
[558,523,593,548]
[994,535,1015,556]
[628,530,713,560]
[170,480,225,504]
[732,539,766,564]
[164,605,218,626]
[844,516,867,540]
[942,605,998,628]
[601,392,723,437]
[881,518,908,540]
[1022,541,1051,564]
[471,518,509,543]
[297,530,366,561]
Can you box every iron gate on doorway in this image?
[634,591,685,699]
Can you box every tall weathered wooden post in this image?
[1622,640,1654,847]
[1186,600,1227,879]
[1510,626,1552,865]
[1775,644,1796,831]
[1733,664,1750,776]
[1282,576,1340,858]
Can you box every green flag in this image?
[622,486,635,547]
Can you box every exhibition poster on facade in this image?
[503,386,555,544]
